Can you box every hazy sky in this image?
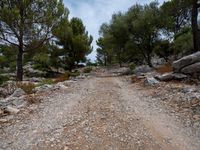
[64,0,165,61]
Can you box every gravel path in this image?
[0,74,199,150]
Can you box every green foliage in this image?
[53,17,93,71]
[83,67,92,73]
[97,2,161,67]
[0,45,17,71]
[97,0,197,66]
[37,79,54,87]
[41,79,55,85]
[129,63,136,71]
[33,53,50,72]
[160,0,191,33]
[70,70,81,77]
[96,37,115,66]
[0,0,68,80]
[173,30,193,55]
[154,40,173,61]
[0,75,9,85]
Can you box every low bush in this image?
[41,79,54,85]
[25,95,41,104]
[83,67,92,73]
[70,70,80,77]
[54,72,70,83]
[17,82,36,94]
[129,63,136,71]
[36,78,54,87]
[0,75,9,85]
[156,63,173,74]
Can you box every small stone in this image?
[0,108,4,115]
[63,146,69,150]
[4,106,20,114]
[0,118,8,123]
[144,77,159,86]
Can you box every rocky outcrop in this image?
[144,77,159,86]
[11,88,26,97]
[24,63,46,77]
[157,52,200,81]
[155,73,188,81]
[173,51,200,78]
[135,65,153,75]
[181,62,200,76]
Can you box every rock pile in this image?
[156,52,200,81]
[173,51,200,78]
[0,81,17,98]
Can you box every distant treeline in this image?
[96,0,200,67]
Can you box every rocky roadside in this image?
[131,74,200,141]
[0,74,89,125]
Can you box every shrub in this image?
[25,95,41,104]
[17,82,36,94]
[0,75,9,85]
[70,70,80,77]
[83,67,92,73]
[129,63,136,71]
[156,64,173,74]
[33,53,50,72]
[36,78,54,87]
[54,72,70,83]
[41,79,54,85]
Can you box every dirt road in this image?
[0,73,199,149]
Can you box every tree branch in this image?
[24,35,54,52]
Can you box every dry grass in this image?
[156,63,173,74]
[131,75,144,83]
[54,72,70,83]
[25,94,41,104]
[17,82,36,94]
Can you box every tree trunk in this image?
[146,54,153,68]
[16,47,23,81]
[104,56,107,66]
[118,48,123,67]
[192,0,200,51]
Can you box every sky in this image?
[64,0,166,62]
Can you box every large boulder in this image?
[0,95,27,109]
[155,73,188,81]
[180,62,200,76]
[11,88,26,97]
[134,65,154,75]
[173,51,200,72]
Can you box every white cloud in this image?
[64,0,165,61]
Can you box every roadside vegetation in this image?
[0,0,199,89]
[0,0,93,82]
[96,0,200,68]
